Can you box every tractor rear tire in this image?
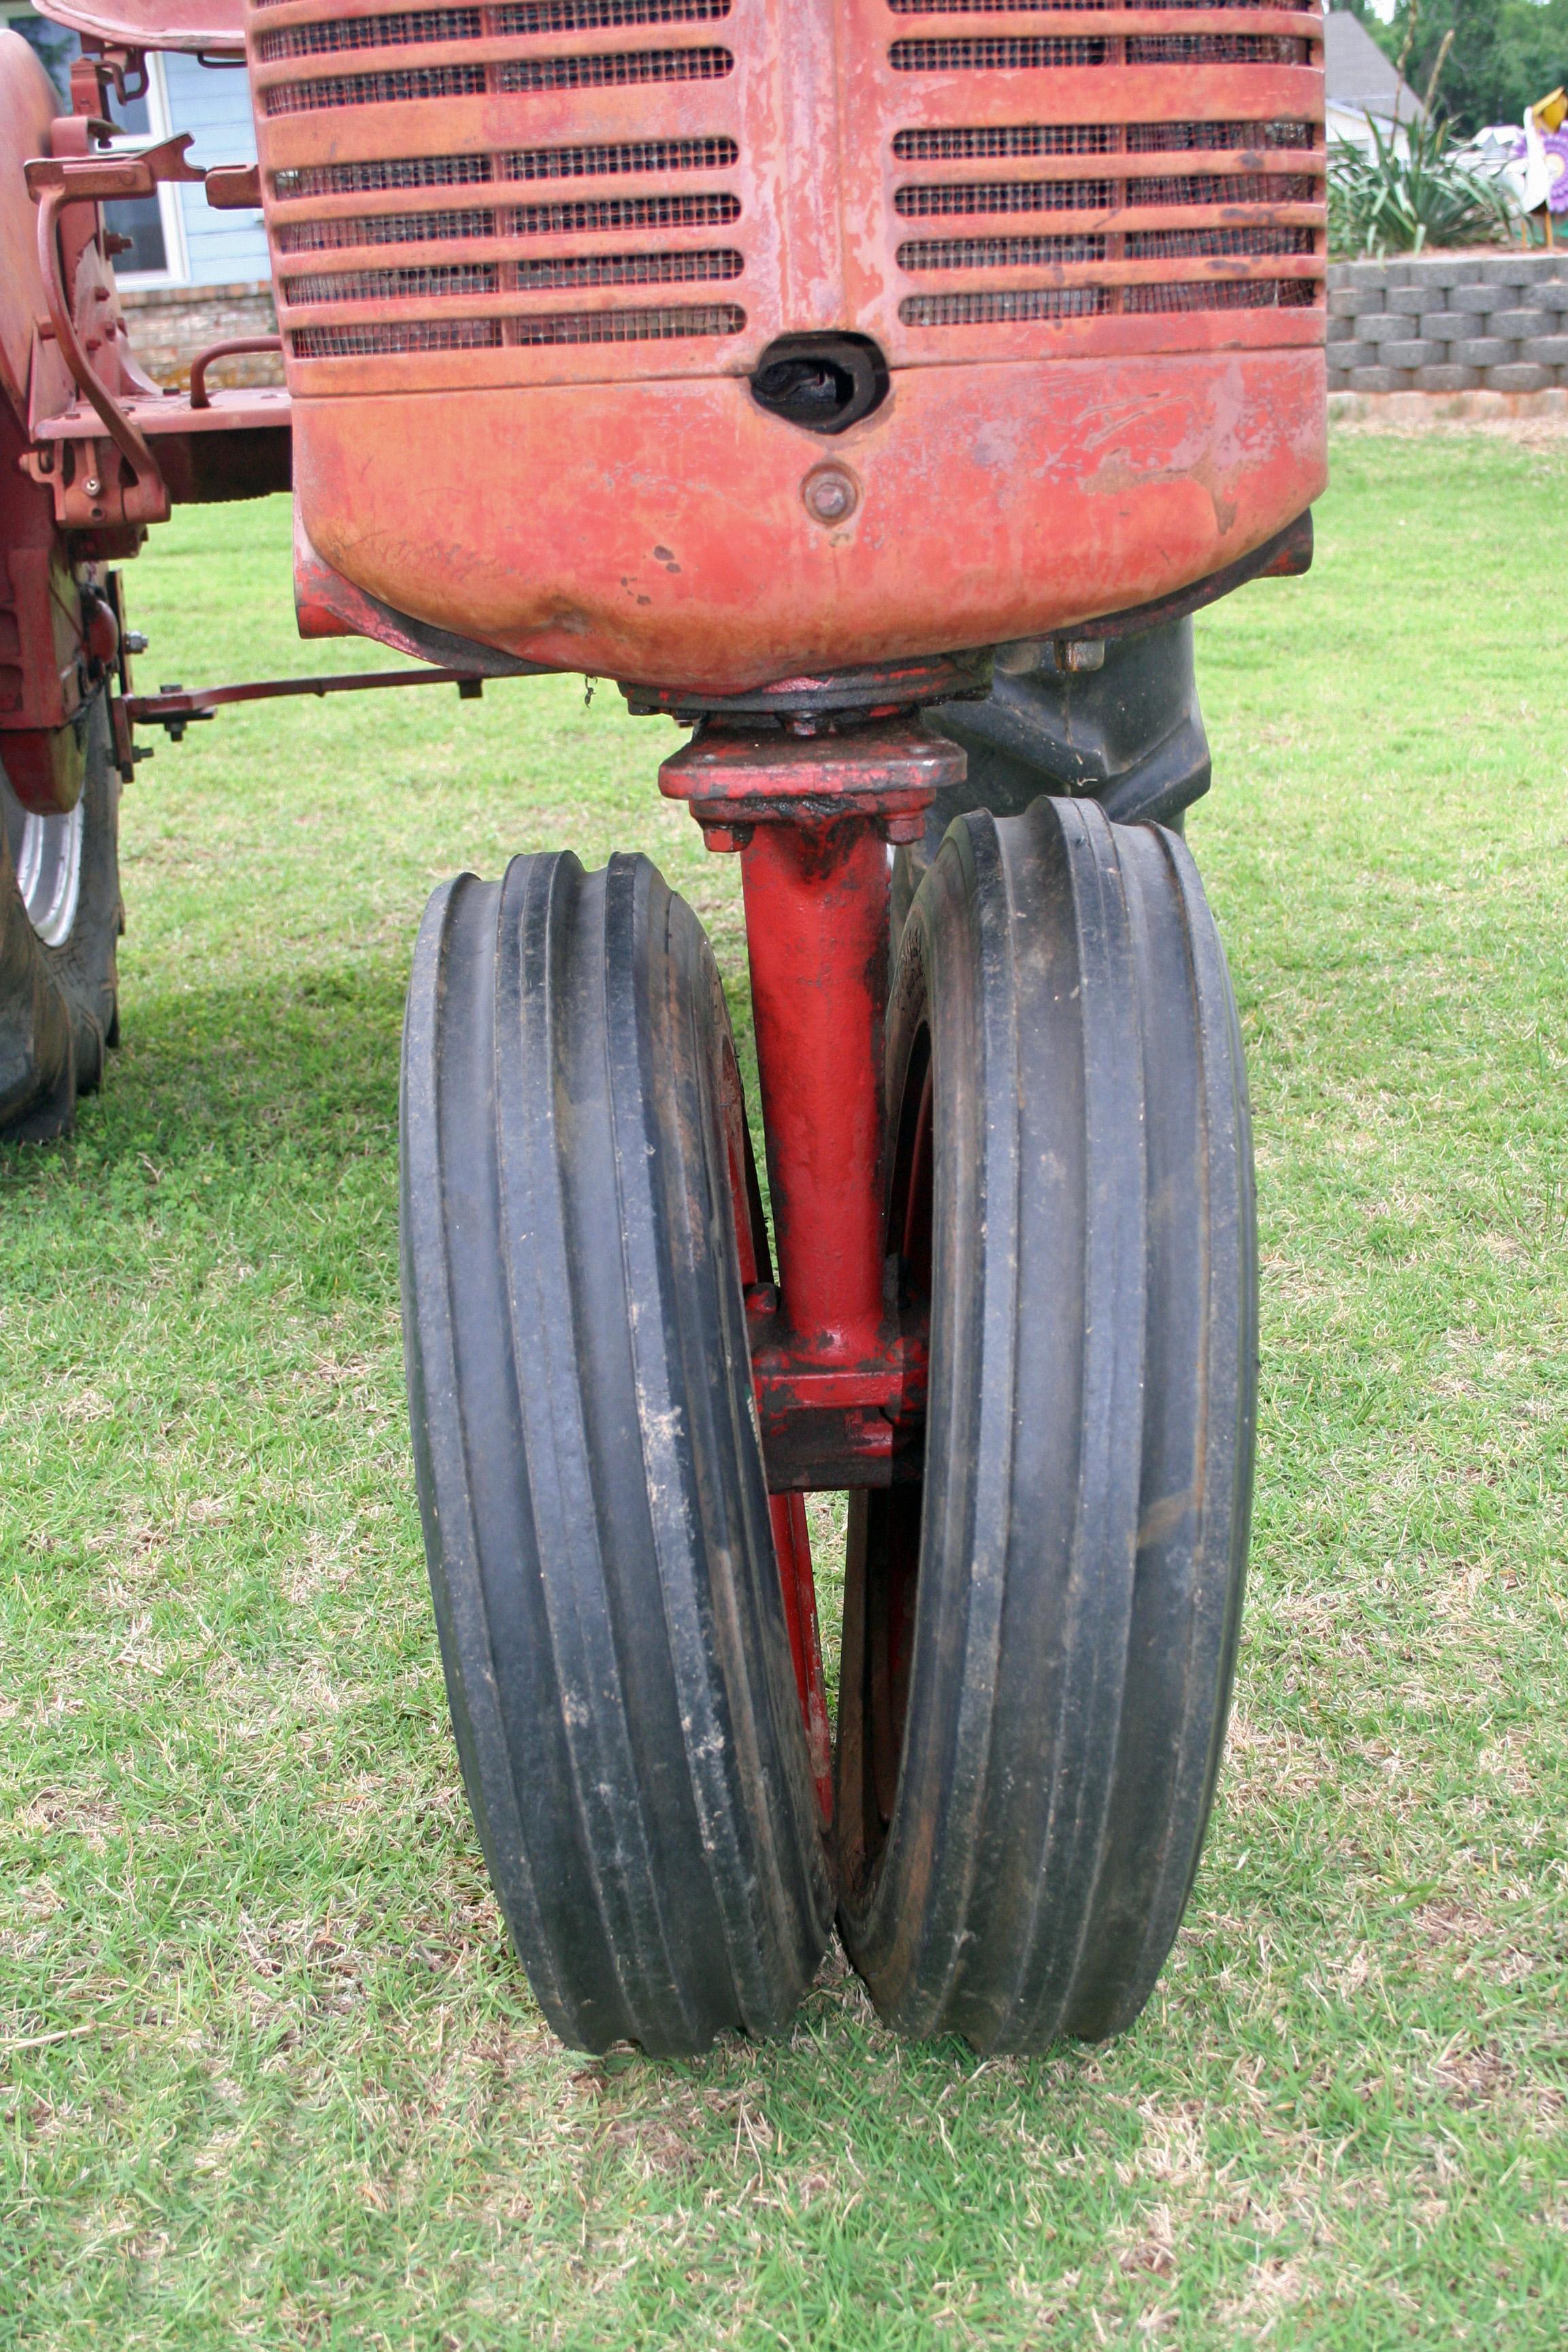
[401,849,833,2053]
[838,798,1255,2051]
[1,695,122,1143]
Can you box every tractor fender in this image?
[0,31,71,432]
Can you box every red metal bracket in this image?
[23,135,207,528]
[20,134,270,532]
[659,710,961,853]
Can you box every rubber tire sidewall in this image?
[1,693,122,1137]
[839,800,1255,2051]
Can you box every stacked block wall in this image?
[1328,252,1568,394]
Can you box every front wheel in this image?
[401,850,833,2053]
[838,798,1256,2051]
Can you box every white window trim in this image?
[105,52,190,289]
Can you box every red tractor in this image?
[1,0,1326,2051]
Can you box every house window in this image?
[6,10,189,284]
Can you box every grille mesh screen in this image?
[274,192,742,252]
[265,45,733,112]
[258,0,730,56]
[892,37,1107,69]
[290,302,744,355]
[272,137,739,200]
[893,123,1121,160]
[284,250,742,299]
[902,288,1111,326]
[898,233,1108,270]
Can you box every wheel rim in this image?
[2,768,84,949]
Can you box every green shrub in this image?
[1328,112,1514,255]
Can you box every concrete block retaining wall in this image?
[1328,252,1568,396]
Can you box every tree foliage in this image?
[1352,0,1568,138]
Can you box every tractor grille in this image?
[246,0,1324,387]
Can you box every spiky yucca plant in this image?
[1328,112,1514,258]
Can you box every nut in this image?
[802,465,859,526]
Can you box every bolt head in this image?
[802,465,859,525]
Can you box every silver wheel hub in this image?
[1,762,83,950]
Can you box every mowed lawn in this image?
[1,433,1565,2349]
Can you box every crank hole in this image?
[749,334,889,436]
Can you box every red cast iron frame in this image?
[662,711,954,1489]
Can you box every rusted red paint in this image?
[0,35,108,808]
[34,0,244,56]
[291,350,1324,692]
[665,717,952,1502]
[242,0,1328,687]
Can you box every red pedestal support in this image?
[659,714,962,1492]
[740,817,890,1360]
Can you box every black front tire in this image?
[401,850,833,2053]
[838,798,1255,2051]
[1,694,122,1143]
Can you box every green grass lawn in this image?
[2,433,1565,2349]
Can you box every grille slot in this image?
[503,299,744,340]
[257,0,730,52]
[265,44,732,112]
[258,10,483,61]
[894,123,1120,159]
[898,233,1107,270]
[902,288,1111,326]
[1126,277,1317,310]
[495,45,733,87]
[287,261,500,301]
[889,33,1310,71]
[265,62,487,110]
[892,37,1108,69]
[1127,171,1318,204]
[284,250,741,300]
[271,138,739,200]
[497,0,731,26]
[290,301,743,355]
[292,318,504,353]
[887,0,1286,8]
[1128,119,1316,150]
[1123,225,1316,259]
[1125,33,1310,63]
[895,170,1318,218]
[903,279,1312,327]
[896,178,1115,216]
[278,206,501,250]
[274,191,741,251]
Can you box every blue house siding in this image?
[163,54,270,287]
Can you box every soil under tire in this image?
[838,797,1256,2051]
[401,849,833,2053]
